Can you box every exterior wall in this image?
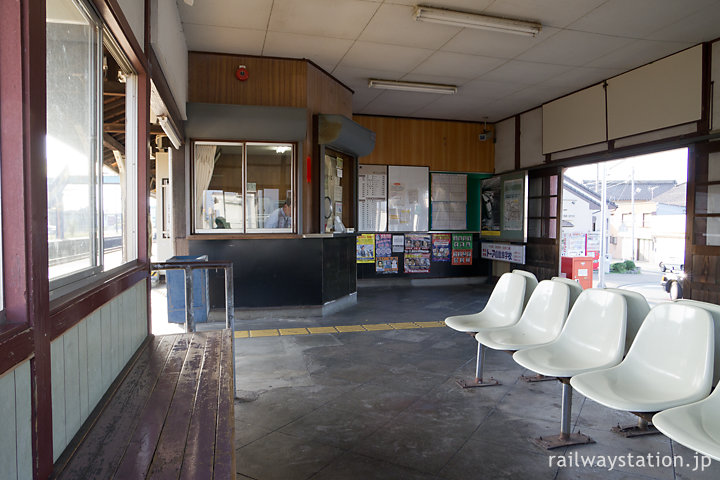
[51,280,148,461]
[562,189,595,233]
[116,0,145,52]
[353,115,494,173]
[0,360,32,480]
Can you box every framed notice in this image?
[388,166,429,232]
[431,173,467,230]
[480,171,527,242]
[358,164,387,232]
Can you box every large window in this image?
[46,0,138,287]
[194,142,295,233]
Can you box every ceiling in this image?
[177,0,720,123]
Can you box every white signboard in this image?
[481,242,526,264]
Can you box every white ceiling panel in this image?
[268,0,380,40]
[568,0,717,38]
[183,24,265,55]
[262,32,353,72]
[359,90,443,116]
[358,3,461,49]
[479,60,572,85]
[177,0,720,121]
[411,52,505,80]
[177,0,272,30]
[484,0,606,28]
[441,26,561,59]
[645,3,720,43]
[517,30,634,66]
[587,39,694,70]
[338,41,434,72]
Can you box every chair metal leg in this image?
[532,382,595,449]
[457,342,500,388]
[612,415,660,437]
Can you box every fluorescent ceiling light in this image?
[157,115,183,150]
[413,6,541,37]
[368,79,457,95]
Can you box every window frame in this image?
[191,140,297,235]
[46,0,139,295]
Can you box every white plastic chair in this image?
[513,289,627,448]
[474,280,570,352]
[603,288,650,355]
[444,272,526,387]
[551,277,583,311]
[512,269,538,309]
[571,303,714,419]
[675,299,720,386]
[654,381,720,462]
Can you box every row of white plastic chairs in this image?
[444,270,720,457]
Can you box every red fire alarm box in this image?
[561,256,593,290]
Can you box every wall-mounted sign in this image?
[481,242,526,264]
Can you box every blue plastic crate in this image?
[165,255,210,324]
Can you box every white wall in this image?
[116,0,145,52]
[151,0,189,119]
[51,280,148,461]
[0,360,32,480]
[494,118,515,173]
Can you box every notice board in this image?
[388,166,429,232]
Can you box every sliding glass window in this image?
[194,142,295,233]
[46,0,138,288]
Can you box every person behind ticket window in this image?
[266,198,292,228]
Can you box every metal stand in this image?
[457,342,500,388]
[521,373,556,383]
[612,416,659,437]
[532,382,594,449]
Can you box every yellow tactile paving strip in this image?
[238,321,445,339]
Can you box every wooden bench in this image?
[51,330,235,479]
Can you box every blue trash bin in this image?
[166,255,210,324]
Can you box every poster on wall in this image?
[561,233,587,257]
[356,234,375,263]
[503,178,524,231]
[452,233,473,265]
[481,242,526,264]
[392,235,404,253]
[404,252,430,273]
[376,256,399,274]
[481,177,501,235]
[405,233,431,251]
[388,166,429,231]
[375,234,392,257]
[432,234,451,262]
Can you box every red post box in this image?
[561,256,594,290]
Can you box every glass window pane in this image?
[529,178,542,197]
[47,0,100,280]
[194,143,244,232]
[246,144,293,232]
[709,152,720,182]
[102,45,137,271]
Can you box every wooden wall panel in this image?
[0,359,32,480]
[188,52,308,107]
[353,115,493,172]
[50,282,148,460]
[306,63,353,117]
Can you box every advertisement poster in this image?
[481,242,526,264]
[503,178,523,231]
[375,234,392,257]
[561,233,587,257]
[404,252,430,273]
[432,233,451,262]
[481,176,501,235]
[376,256,399,274]
[452,233,473,265]
[392,234,404,253]
[356,234,375,263]
[405,233,431,251]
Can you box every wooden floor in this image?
[52,330,235,480]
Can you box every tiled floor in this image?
[231,284,718,479]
